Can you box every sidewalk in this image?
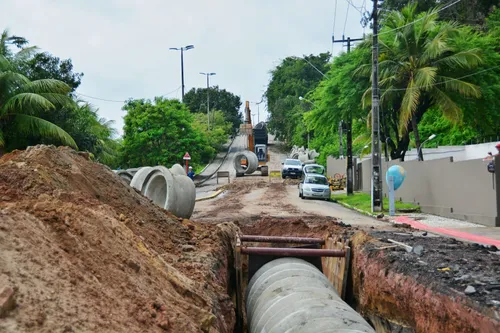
[392,215,500,247]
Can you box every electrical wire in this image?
[375,0,462,37]
[332,0,338,36]
[346,0,363,14]
[74,93,124,103]
[382,65,500,92]
[75,86,182,103]
[343,2,350,37]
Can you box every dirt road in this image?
[192,140,383,227]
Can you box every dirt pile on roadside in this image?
[0,145,237,333]
[240,216,350,238]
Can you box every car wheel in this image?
[300,192,305,200]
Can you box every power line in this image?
[343,2,350,36]
[346,0,364,14]
[332,0,338,35]
[375,0,462,37]
[75,86,182,104]
[74,93,124,103]
[382,65,500,92]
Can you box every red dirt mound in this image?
[240,216,348,238]
[0,145,237,333]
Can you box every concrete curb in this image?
[195,189,225,202]
[333,200,378,218]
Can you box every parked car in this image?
[299,174,331,200]
[281,159,303,179]
[302,164,325,176]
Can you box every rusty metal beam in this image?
[241,247,345,257]
[240,235,325,245]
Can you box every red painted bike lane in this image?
[394,216,500,247]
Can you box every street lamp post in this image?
[200,72,216,130]
[169,45,194,101]
[298,96,314,149]
[417,134,436,161]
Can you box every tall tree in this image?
[359,4,483,160]
[381,0,500,26]
[121,97,208,168]
[183,86,242,133]
[0,53,76,155]
[18,52,84,92]
[265,53,331,144]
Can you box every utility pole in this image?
[200,72,216,130]
[371,0,383,212]
[339,121,344,159]
[332,35,363,195]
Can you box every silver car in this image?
[299,174,331,200]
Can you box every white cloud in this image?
[2,0,366,135]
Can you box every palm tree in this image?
[360,4,483,160]
[0,32,76,155]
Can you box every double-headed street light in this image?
[169,45,194,101]
[200,72,216,130]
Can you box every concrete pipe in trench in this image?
[246,258,375,333]
[233,151,259,175]
[130,166,195,219]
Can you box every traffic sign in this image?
[183,152,191,160]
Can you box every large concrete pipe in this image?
[233,151,259,175]
[170,163,186,176]
[130,166,195,219]
[130,167,152,191]
[246,258,375,333]
[298,152,309,163]
[115,170,134,185]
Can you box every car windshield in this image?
[305,166,324,174]
[285,160,301,166]
[305,176,328,185]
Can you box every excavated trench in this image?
[221,216,500,333]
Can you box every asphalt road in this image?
[194,135,247,198]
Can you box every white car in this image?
[299,174,331,201]
[302,164,325,177]
[281,159,303,179]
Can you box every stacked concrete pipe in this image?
[289,146,320,165]
[129,164,196,219]
[233,151,259,175]
[246,258,375,333]
[115,170,134,185]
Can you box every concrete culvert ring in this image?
[233,151,259,175]
[116,171,133,185]
[132,166,196,219]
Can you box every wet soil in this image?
[0,145,237,333]
[369,230,500,305]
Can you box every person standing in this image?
[187,166,195,180]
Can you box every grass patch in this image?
[332,192,420,214]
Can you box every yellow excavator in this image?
[239,101,269,176]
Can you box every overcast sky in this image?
[2,0,367,135]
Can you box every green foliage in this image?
[121,97,208,168]
[17,52,84,92]
[361,4,487,159]
[381,0,500,26]
[0,52,77,152]
[183,86,242,132]
[265,53,331,144]
[192,110,231,152]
